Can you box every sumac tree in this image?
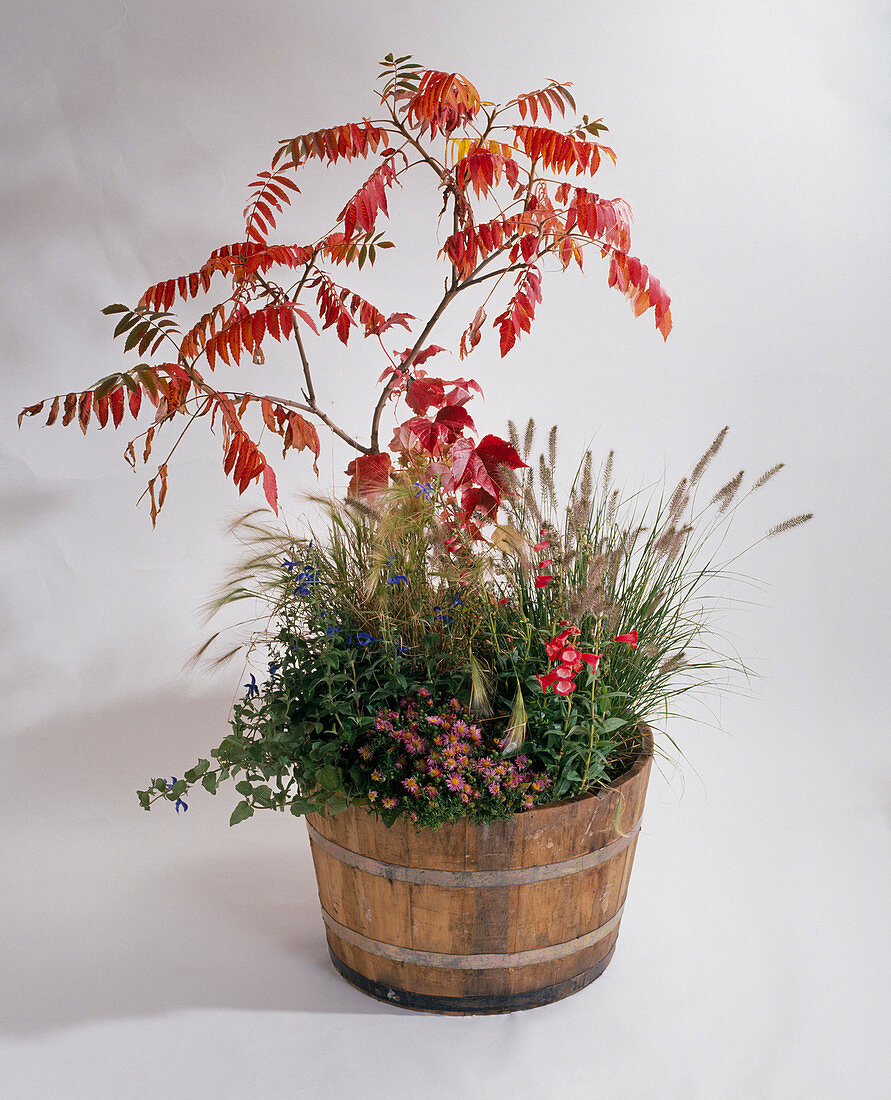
[20,55,670,523]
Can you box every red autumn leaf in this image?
[286,120,389,169]
[262,463,278,514]
[460,485,499,518]
[285,412,321,474]
[109,386,125,427]
[434,404,474,433]
[380,313,415,335]
[223,435,240,476]
[78,391,92,434]
[405,376,446,415]
[443,435,476,489]
[493,266,542,358]
[405,70,482,138]
[345,451,391,499]
[399,344,446,369]
[474,434,527,478]
[459,306,486,359]
[94,392,109,428]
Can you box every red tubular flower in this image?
[615,630,639,648]
[554,680,576,695]
[533,540,549,552]
[534,575,553,588]
[580,653,603,673]
[536,671,558,692]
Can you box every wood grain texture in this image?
[306,730,652,1012]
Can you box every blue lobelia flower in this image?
[412,482,434,500]
[268,661,281,676]
[244,674,259,698]
[432,607,453,625]
[386,574,409,585]
[354,632,376,645]
[166,777,188,813]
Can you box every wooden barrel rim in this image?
[320,903,625,968]
[528,727,653,814]
[306,817,641,884]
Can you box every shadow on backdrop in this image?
[0,688,401,1035]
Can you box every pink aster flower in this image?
[382,796,398,809]
[371,770,384,783]
[446,774,464,792]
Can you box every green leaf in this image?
[201,772,219,795]
[124,321,151,352]
[229,800,254,826]
[114,313,139,339]
[102,303,129,316]
[92,374,120,399]
[316,764,341,790]
[288,798,317,816]
[185,759,210,782]
[235,780,253,796]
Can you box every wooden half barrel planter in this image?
[305,731,652,1014]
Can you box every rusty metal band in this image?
[305,819,640,887]
[320,904,625,969]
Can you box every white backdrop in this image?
[2,1,888,1096]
